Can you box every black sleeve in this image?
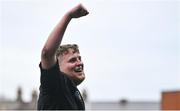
[39,61,61,94]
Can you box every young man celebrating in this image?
[37,4,89,110]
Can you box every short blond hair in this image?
[56,44,80,57]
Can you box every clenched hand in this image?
[68,4,89,18]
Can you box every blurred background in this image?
[0,0,180,110]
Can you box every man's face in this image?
[58,49,85,85]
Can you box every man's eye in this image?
[69,58,76,63]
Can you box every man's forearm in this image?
[42,12,72,59]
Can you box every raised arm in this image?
[41,4,89,69]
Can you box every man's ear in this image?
[58,54,66,64]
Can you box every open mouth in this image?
[74,65,83,73]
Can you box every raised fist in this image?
[68,4,89,18]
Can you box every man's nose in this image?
[76,59,83,65]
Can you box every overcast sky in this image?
[0,0,180,102]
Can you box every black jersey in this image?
[37,61,85,110]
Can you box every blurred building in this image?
[85,100,160,110]
[161,90,180,110]
[83,89,180,110]
[0,87,37,110]
[82,89,160,110]
[1,88,179,110]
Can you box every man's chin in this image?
[73,75,85,86]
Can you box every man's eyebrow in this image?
[68,56,76,61]
[68,55,81,60]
